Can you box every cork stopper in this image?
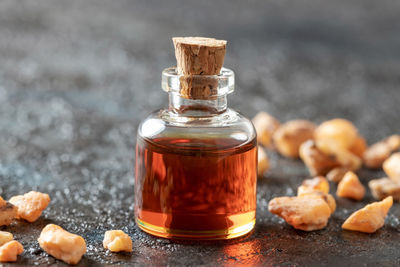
[173,37,227,75]
[172,37,227,99]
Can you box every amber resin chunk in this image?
[342,196,393,233]
[299,140,341,176]
[363,135,400,169]
[9,191,50,222]
[268,195,332,231]
[313,119,363,172]
[349,135,368,158]
[334,148,362,171]
[369,178,400,201]
[326,167,349,183]
[257,146,269,176]
[103,230,132,252]
[336,171,365,200]
[383,152,400,183]
[299,192,336,214]
[0,240,23,263]
[252,112,280,147]
[0,196,17,226]
[38,224,86,265]
[297,176,329,196]
[272,120,316,158]
[0,231,13,247]
[315,118,358,149]
[316,141,362,171]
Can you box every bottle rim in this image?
[161,67,235,98]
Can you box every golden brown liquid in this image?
[134,136,257,239]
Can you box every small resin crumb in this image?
[299,140,340,176]
[342,196,393,233]
[0,240,23,262]
[336,171,365,200]
[103,230,132,252]
[272,120,316,158]
[257,146,269,176]
[326,167,349,183]
[9,191,50,222]
[38,224,86,265]
[315,118,358,149]
[252,112,280,147]
[0,231,13,246]
[268,195,331,231]
[383,152,400,183]
[363,135,400,169]
[297,176,329,196]
[369,178,400,201]
[0,197,17,226]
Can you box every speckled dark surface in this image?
[1,0,400,266]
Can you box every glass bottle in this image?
[134,67,257,240]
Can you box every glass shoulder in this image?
[137,109,256,144]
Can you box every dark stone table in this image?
[1,0,400,266]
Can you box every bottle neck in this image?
[168,93,227,116]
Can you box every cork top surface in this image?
[172,37,227,47]
[173,36,227,75]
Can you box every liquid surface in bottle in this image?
[135,135,257,239]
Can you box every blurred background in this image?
[0,0,400,265]
[1,1,400,138]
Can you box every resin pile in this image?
[254,113,399,232]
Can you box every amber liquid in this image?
[134,136,257,239]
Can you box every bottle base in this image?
[136,217,255,240]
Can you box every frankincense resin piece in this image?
[316,142,362,171]
[0,231,13,247]
[342,196,393,233]
[336,171,365,201]
[272,120,316,158]
[299,192,336,213]
[9,191,50,222]
[369,178,400,201]
[297,176,329,196]
[299,140,340,176]
[38,224,86,265]
[103,230,132,252]
[0,197,17,226]
[349,135,368,158]
[383,152,400,183]
[268,194,332,231]
[315,118,358,149]
[363,135,400,169]
[326,167,349,183]
[252,112,280,147]
[257,146,269,176]
[0,240,23,263]
[314,118,363,171]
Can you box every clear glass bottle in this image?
[134,67,257,240]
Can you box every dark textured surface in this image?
[0,0,400,266]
